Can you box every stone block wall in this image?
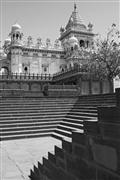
[29,89,120,180]
[83,105,120,179]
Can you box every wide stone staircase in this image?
[52,93,116,140]
[0,97,76,141]
[0,93,116,141]
[29,92,120,180]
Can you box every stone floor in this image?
[0,137,61,180]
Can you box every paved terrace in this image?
[0,137,61,180]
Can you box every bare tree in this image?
[85,24,120,92]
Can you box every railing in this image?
[0,67,89,82]
[53,66,88,81]
[0,73,53,81]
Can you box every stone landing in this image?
[0,137,61,180]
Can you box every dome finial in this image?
[74,2,77,11]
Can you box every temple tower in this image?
[59,3,95,49]
[9,23,23,74]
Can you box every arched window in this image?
[16,34,19,40]
[13,34,15,40]
[24,67,28,73]
[42,65,48,74]
[44,67,47,72]
[80,40,85,47]
[71,47,73,51]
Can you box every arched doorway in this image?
[80,40,85,47]
[0,67,9,75]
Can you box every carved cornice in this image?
[59,30,95,41]
[10,46,65,55]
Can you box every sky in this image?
[0,0,120,46]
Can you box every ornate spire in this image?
[65,3,84,30]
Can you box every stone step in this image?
[73,102,115,107]
[0,114,65,120]
[51,132,71,142]
[63,117,96,124]
[0,103,114,111]
[38,161,44,174]
[0,117,62,124]
[65,114,96,120]
[0,104,74,108]
[0,100,115,106]
[0,127,56,136]
[0,98,115,104]
[0,106,95,113]
[0,108,70,114]
[42,157,54,174]
[0,124,58,132]
[33,165,40,177]
[77,99,116,103]
[68,111,97,117]
[48,152,56,165]
[0,101,75,105]
[0,106,73,111]
[0,97,75,100]
[54,128,72,138]
[71,106,98,110]
[55,146,64,159]
[62,139,72,153]
[0,132,51,141]
[0,99,115,105]
[61,121,83,129]
[0,98,74,102]
[0,120,62,128]
[0,111,68,117]
[79,95,116,99]
[71,108,97,113]
[57,124,82,133]
[78,93,115,99]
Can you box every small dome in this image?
[11,23,22,32]
[5,38,11,44]
[69,35,78,44]
[0,48,6,58]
